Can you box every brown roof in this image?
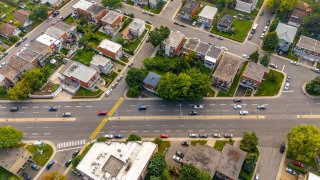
[8,56,32,72]
[242,62,269,83]
[13,10,30,24]
[86,4,105,15]
[213,53,243,82]
[291,8,308,19]
[0,23,17,37]
[27,41,51,56]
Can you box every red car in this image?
[293,161,304,167]
[98,111,107,115]
[160,133,169,138]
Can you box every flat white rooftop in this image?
[36,34,58,47]
[72,0,93,11]
[98,39,122,53]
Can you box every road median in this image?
[109,115,265,121]
[296,115,320,119]
[0,117,76,122]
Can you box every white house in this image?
[198,6,218,28]
[235,0,258,13]
[90,55,114,74]
[128,18,146,39]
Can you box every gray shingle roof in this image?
[143,72,161,87]
[275,23,298,43]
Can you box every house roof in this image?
[218,14,233,28]
[213,53,243,82]
[27,40,51,55]
[275,23,298,43]
[86,4,105,16]
[296,35,320,53]
[216,144,247,180]
[54,21,75,33]
[198,6,218,20]
[206,46,223,60]
[98,39,122,53]
[237,0,257,4]
[143,72,161,87]
[72,0,93,11]
[291,8,308,19]
[61,60,97,83]
[8,56,32,72]
[41,0,59,5]
[90,55,111,67]
[36,34,59,46]
[101,10,122,24]
[163,30,184,48]
[181,0,199,14]
[0,23,17,36]
[17,48,40,63]
[45,26,65,39]
[288,16,303,25]
[183,38,200,51]
[195,41,211,55]
[243,62,269,83]
[128,18,145,31]
[0,66,20,82]
[307,172,320,180]
[13,10,30,24]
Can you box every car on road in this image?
[312,67,320,74]
[260,32,265,39]
[269,63,278,69]
[46,17,52,22]
[293,161,304,167]
[128,61,134,67]
[15,42,21,47]
[286,167,296,175]
[114,133,123,139]
[176,151,184,158]
[105,89,112,96]
[199,134,208,138]
[10,107,19,112]
[21,37,27,42]
[115,9,122,13]
[257,105,267,110]
[212,133,221,138]
[189,133,198,138]
[59,16,64,20]
[224,133,233,138]
[71,169,81,176]
[148,12,155,16]
[63,112,71,117]
[286,75,291,82]
[181,141,190,146]
[31,163,40,170]
[280,143,286,153]
[290,60,299,66]
[65,159,72,167]
[260,11,264,16]
[143,11,148,14]
[233,105,242,110]
[173,155,182,163]
[194,104,203,109]
[1,62,7,67]
[138,105,147,110]
[145,20,152,25]
[48,106,58,111]
[189,110,198,115]
[174,21,180,25]
[52,10,59,17]
[2,52,8,57]
[98,111,107,115]
[72,150,80,158]
[242,54,249,59]
[105,134,113,139]
[217,36,224,40]
[116,75,123,82]
[254,174,260,180]
[209,33,215,38]
[233,98,242,102]
[46,160,55,170]
[220,46,228,51]
[239,110,249,115]
[284,82,290,90]
[160,133,169,138]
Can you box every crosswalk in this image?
[56,139,86,149]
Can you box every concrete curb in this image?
[301,83,320,99]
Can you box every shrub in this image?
[287,163,308,174]
[97,136,107,142]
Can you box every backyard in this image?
[26,144,53,166]
[211,19,252,42]
[72,48,96,66]
[255,69,284,96]
[101,72,119,87]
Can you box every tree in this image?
[153,138,163,146]
[248,50,260,62]
[101,0,122,9]
[72,155,83,167]
[180,163,211,180]
[186,68,210,101]
[126,68,148,88]
[41,171,66,180]
[262,32,279,52]
[127,133,141,141]
[30,5,48,20]
[279,0,298,12]
[301,13,320,40]
[260,53,270,67]
[269,17,279,32]
[183,51,197,64]
[240,132,259,153]
[0,126,23,148]
[8,35,19,44]
[287,125,320,163]
[147,153,167,178]
[265,0,280,11]
[148,26,170,46]
[242,153,258,173]
[127,86,142,97]
[306,77,320,95]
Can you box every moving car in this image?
[46,160,55,170]
[189,133,198,138]
[65,159,72,167]
[172,155,182,163]
[194,104,203,109]
[233,98,242,102]
[189,111,198,115]
[181,141,190,146]
[293,161,304,167]
[285,167,296,175]
[199,134,208,138]
[280,143,285,153]
[98,111,107,115]
[284,83,290,90]
[233,105,242,110]
[160,133,169,138]
[10,107,19,112]
[105,134,113,139]
[63,112,71,117]
[176,151,184,158]
[138,105,147,110]
[145,20,152,25]
[114,133,123,139]
[224,133,233,138]
[212,133,221,138]
[257,105,267,110]
[269,63,278,69]
[48,106,58,111]
[217,36,224,40]
[72,150,80,158]
[239,110,249,115]
[31,163,40,170]
[290,60,298,66]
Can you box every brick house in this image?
[72,0,107,23]
[143,72,161,93]
[179,0,200,20]
[240,62,269,90]
[98,39,123,60]
[160,30,185,56]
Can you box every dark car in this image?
[72,150,80,158]
[233,98,242,102]
[189,111,197,115]
[176,151,184,158]
[21,37,27,42]
[65,159,72,167]
[181,141,189,146]
[71,169,81,176]
[52,10,59,17]
[145,20,152,25]
[224,133,233,138]
[280,143,285,153]
[10,107,19,112]
[22,172,31,180]
[199,134,208,138]
[2,52,8,57]
[15,42,21,47]
[48,106,58,111]
[138,105,147,110]
[46,160,55,170]
[114,133,123,139]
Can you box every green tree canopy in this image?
[0,126,24,148]
[260,53,270,67]
[301,13,320,40]
[72,155,84,167]
[147,153,167,178]
[149,26,170,46]
[306,76,320,95]
[265,0,281,11]
[242,153,258,173]
[240,132,259,153]
[41,171,66,180]
[180,163,211,180]
[279,0,298,12]
[262,32,279,52]
[125,68,148,88]
[30,5,48,20]
[101,0,122,9]
[127,133,142,141]
[287,125,320,163]
[248,50,260,63]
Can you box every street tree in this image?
[268,18,279,32]
[301,13,320,39]
[30,5,48,20]
[260,53,270,67]
[127,133,141,141]
[41,171,66,180]
[125,68,148,88]
[265,0,280,11]
[8,82,33,100]
[262,32,279,52]
[240,132,259,153]
[147,153,167,178]
[186,68,210,101]
[180,163,211,180]
[242,153,258,173]
[0,126,24,148]
[279,0,298,12]
[287,125,320,163]
[248,50,260,62]
[148,26,170,46]
[306,76,320,95]
[101,0,122,9]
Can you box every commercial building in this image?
[275,23,298,53]
[161,30,185,56]
[72,0,107,23]
[235,0,258,13]
[217,15,233,32]
[98,39,123,60]
[240,62,269,90]
[179,0,200,20]
[198,6,218,28]
[143,72,161,93]
[76,141,157,180]
[294,35,320,62]
[90,55,114,75]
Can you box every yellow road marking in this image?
[296,115,320,119]
[107,97,124,116]
[90,118,109,140]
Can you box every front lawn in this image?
[64,15,75,25]
[73,87,103,98]
[211,19,252,42]
[26,144,53,166]
[143,1,167,14]
[214,140,235,151]
[101,72,118,87]
[255,69,284,96]
[191,140,207,146]
[72,48,96,66]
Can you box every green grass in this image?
[81,143,93,156]
[191,140,207,146]
[0,166,21,180]
[72,48,96,66]
[123,30,147,55]
[0,1,16,22]
[207,88,215,97]
[124,0,134,5]
[142,1,167,14]
[64,15,75,25]
[120,17,133,32]
[211,19,252,42]
[317,63,320,69]
[26,144,53,166]
[214,140,235,151]
[94,31,112,41]
[217,61,248,97]
[158,141,170,153]
[255,69,284,96]
[146,24,152,30]
[73,87,103,98]
[101,72,118,87]
[288,51,299,61]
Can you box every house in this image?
[148,0,159,8]
[179,0,200,20]
[161,30,185,56]
[235,0,258,13]
[53,21,77,38]
[27,40,52,65]
[204,46,223,69]
[134,0,148,6]
[90,55,114,75]
[45,26,67,42]
[240,62,269,90]
[76,141,157,180]
[217,15,233,32]
[198,6,218,28]
[72,0,107,23]
[59,60,100,93]
[275,23,298,53]
[294,35,320,62]
[98,39,123,60]
[212,53,243,91]
[306,172,320,180]
[0,23,19,38]
[288,8,309,27]
[35,34,62,52]
[13,10,31,27]
[143,72,161,93]
[101,10,122,35]
[41,0,60,7]
[128,18,146,39]
[17,47,45,67]
[215,144,247,180]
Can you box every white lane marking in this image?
[187,130,194,132]
[317,103,320,105]
[179,125,185,126]
[228,130,236,132]
[86,106,92,108]
[252,104,257,105]
[211,124,217,126]
[18,112,25,113]
[220,104,226,106]
[32,106,39,108]
[145,125,151,127]
[160,105,167,107]
[210,104,215,106]
[222,110,229,112]
[43,106,49,108]
[198,130,205,132]
[33,112,39,113]
[157,110,164,111]
[65,106,71,108]
[31,133,39,135]
[154,130,160,132]
[283,90,294,93]
[22,107,28,109]
[43,133,51,135]
[0,107,7,109]
[130,105,136,107]
[42,127,49,129]
[165,130,171,132]
[75,106,82,108]
[57,146,84,152]
[112,126,118,128]
[176,130,183,132]
[161,125,168,127]
[282,65,285,72]
[206,110,213,112]
[142,130,149,132]
[26,127,33,128]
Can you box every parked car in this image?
[284,82,290,90]
[286,75,291,82]
[254,174,260,180]
[179,23,186,27]
[312,67,320,74]
[114,133,123,139]
[48,106,58,111]
[145,20,152,25]
[148,12,154,16]
[2,52,8,57]
[260,32,265,39]
[22,172,31,180]
[239,110,249,115]
[212,133,221,138]
[21,37,27,42]
[263,26,268,32]
[181,141,190,146]
[286,167,296,175]
[242,54,249,59]
[189,133,198,138]
[15,42,21,47]
[233,105,242,110]
[209,33,215,38]
[46,160,55,170]
[72,150,80,158]
[220,46,228,51]
[10,107,19,112]
[138,105,147,110]
[98,111,107,115]
[260,11,264,16]
[280,143,286,153]
[199,134,208,138]
[31,163,40,170]
[269,63,278,69]
[105,89,112,96]
[71,169,81,176]
[105,134,113,139]
[233,98,242,102]
[217,36,224,40]
[224,133,233,138]
[52,10,59,17]
[128,61,134,67]
[115,9,122,13]
[65,159,72,167]
[248,33,253,40]
[176,151,184,158]
[116,75,123,82]
[266,20,270,26]
[160,133,169,138]
[257,105,267,110]
[194,104,203,109]
[189,111,198,115]
[290,60,299,66]
[172,155,182,163]
[293,161,304,167]
[63,112,72,117]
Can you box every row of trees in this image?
[149,26,171,47]
[240,132,259,177]
[0,126,24,149]
[306,77,320,96]
[265,0,298,13]
[248,50,270,67]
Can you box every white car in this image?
[220,46,228,51]
[105,134,113,139]
[257,105,267,109]
[263,26,268,32]
[290,60,298,66]
[260,32,265,39]
[242,54,249,59]
[194,104,203,109]
[173,155,182,163]
[254,174,260,180]
[115,9,122,14]
[233,105,242,110]
[1,62,7,67]
[105,89,112,96]
[189,133,198,138]
[212,133,221,138]
[284,82,290,90]
[269,63,278,69]
[24,43,29,47]
[239,110,249,115]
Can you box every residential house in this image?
[212,53,243,91]
[288,8,309,27]
[101,10,122,35]
[179,0,200,20]
[275,23,298,53]
[17,47,45,67]
[215,144,247,180]
[98,39,123,60]
[204,46,223,69]
[13,10,32,27]
[128,18,146,39]
[35,34,62,52]
[0,74,10,88]
[305,172,320,180]
[294,35,320,62]
[59,60,100,93]
[235,0,258,13]
[134,0,148,6]
[143,72,161,93]
[27,40,52,65]
[72,0,107,23]
[45,26,67,42]
[41,0,60,7]
[0,23,19,38]
[240,62,269,90]
[217,15,233,32]
[161,30,185,56]
[76,141,157,180]
[90,55,114,75]
[0,147,33,175]
[53,21,77,38]
[198,6,218,28]
[148,0,159,8]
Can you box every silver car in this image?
[233,105,242,110]
[257,105,267,110]
[173,155,182,163]
[212,133,221,138]
[239,110,249,115]
[189,133,198,138]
